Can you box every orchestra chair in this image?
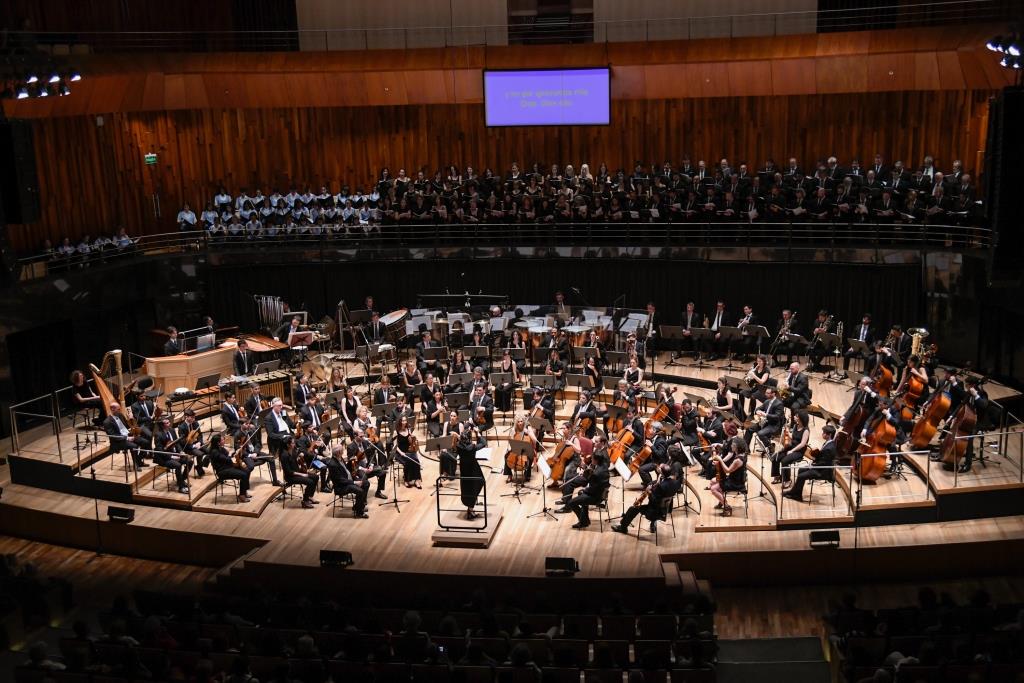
[595,486,613,532]
[70,401,98,430]
[329,489,358,517]
[278,481,307,507]
[637,497,676,546]
[214,473,238,502]
[149,456,177,493]
[724,468,750,518]
[104,436,137,481]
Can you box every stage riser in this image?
[935,488,1024,522]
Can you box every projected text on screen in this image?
[484,68,610,127]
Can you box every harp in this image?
[89,349,126,419]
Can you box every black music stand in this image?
[422,346,449,363]
[371,402,397,435]
[463,346,489,363]
[688,329,713,368]
[527,455,557,520]
[746,325,771,359]
[426,435,456,496]
[527,416,554,439]
[819,332,846,383]
[531,347,550,365]
[503,347,527,362]
[718,326,744,371]
[502,440,537,504]
[446,372,474,391]
[566,373,594,393]
[605,350,628,374]
[846,339,871,376]
[659,325,685,367]
[446,391,470,409]
[372,440,409,512]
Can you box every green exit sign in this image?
[144,152,157,165]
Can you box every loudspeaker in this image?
[545,556,580,576]
[107,505,135,523]
[809,529,840,549]
[985,87,1024,282]
[0,119,41,225]
[319,549,353,567]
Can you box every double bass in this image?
[909,384,952,449]
[872,362,894,398]
[894,371,926,422]
[835,394,872,458]
[855,413,895,482]
[939,402,976,467]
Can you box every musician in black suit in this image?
[527,387,556,442]
[208,433,252,503]
[373,375,397,407]
[677,302,702,358]
[468,385,494,431]
[163,327,183,356]
[388,394,414,430]
[734,305,760,360]
[743,387,785,451]
[131,390,158,447]
[364,311,386,344]
[177,410,208,475]
[264,398,294,455]
[570,389,600,439]
[677,400,700,449]
[276,316,302,344]
[782,362,811,411]
[806,310,833,371]
[220,392,245,436]
[888,325,913,367]
[841,377,879,429]
[416,332,445,379]
[783,425,838,502]
[244,383,265,416]
[956,376,989,474]
[705,301,730,359]
[280,436,318,508]
[612,462,683,534]
[771,309,800,367]
[233,339,255,376]
[327,444,368,518]
[102,402,148,470]
[153,416,192,493]
[299,394,331,445]
[843,314,876,372]
[293,374,315,407]
[560,449,610,529]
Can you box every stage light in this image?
[986,36,1001,51]
[1000,56,1009,67]
[16,87,29,99]
[59,84,71,96]
[38,86,49,97]
[1012,58,1021,70]
[70,71,82,82]
[26,74,38,84]
[48,73,61,84]
[1009,44,1021,57]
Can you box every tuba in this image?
[89,350,125,418]
[908,327,929,356]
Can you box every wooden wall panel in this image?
[7,90,995,253]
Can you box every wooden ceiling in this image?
[3,24,1012,118]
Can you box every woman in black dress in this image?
[393,415,420,488]
[457,427,487,519]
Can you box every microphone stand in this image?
[90,467,104,557]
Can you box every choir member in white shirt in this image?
[177,203,197,231]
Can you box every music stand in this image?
[784,333,808,364]
[531,347,550,365]
[527,416,554,437]
[846,338,870,376]
[426,435,456,495]
[819,332,846,383]
[533,375,559,392]
[463,346,489,362]
[723,376,746,396]
[371,402,396,431]
[447,372,474,389]
[718,326,744,371]
[446,392,471,409]
[605,350,628,373]
[502,440,537,504]
[195,373,220,391]
[688,329,713,368]
[602,376,621,392]
[566,373,594,393]
[526,456,557,520]
[503,347,526,362]
[659,325,685,367]
[422,346,449,363]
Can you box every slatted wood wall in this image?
[7,89,993,252]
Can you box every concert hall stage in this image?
[3,357,1022,587]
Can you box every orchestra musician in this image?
[164,327,183,356]
[642,301,658,356]
[505,413,541,482]
[388,394,414,431]
[781,362,811,411]
[625,332,646,370]
[419,372,442,407]
[638,422,669,487]
[706,300,730,360]
[895,354,930,404]
[863,339,894,379]
[806,310,833,372]
[708,438,749,516]
[264,397,295,456]
[558,447,610,530]
[955,376,988,474]
[493,350,520,412]
[527,387,556,442]
[233,339,255,376]
[457,427,487,519]
[364,310,385,344]
[220,391,245,437]
[570,389,600,439]
[446,349,472,392]
[783,425,838,503]
[772,309,799,367]
[152,416,192,493]
[130,388,158,448]
[416,331,445,380]
[772,410,810,486]
[469,385,495,432]
[842,313,876,375]
[611,462,683,534]
[299,393,331,444]
[583,354,602,392]
[393,415,421,488]
[887,325,913,367]
[739,355,771,422]
[178,410,209,474]
[234,419,281,486]
[327,367,348,395]
[466,327,491,373]
[551,422,584,490]
[508,330,528,372]
[677,399,700,449]
[327,444,369,518]
[744,386,785,452]
[276,315,302,344]
[439,410,463,477]
[400,360,424,407]
[842,377,879,431]
[373,375,397,407]
[70,370,104,426]
[280,436,318,508]
[552,290,571,319]
[624,356,644,393]
[293,374,315,407]
[208,433,252,503]
[734,305,759,361]
[338,386,360,436]
[699,400,727,446]
[243,383,265,417]
[426,390,448,437]
[545,349,566,390]
[349,428,388,500]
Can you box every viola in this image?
[365,425,380,443]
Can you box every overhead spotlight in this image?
[986,36,1001,51]
[69,71,82,82]
[37,85,49,98]
[16,86,29,99]
[26,74,38,84]
[59,84,71,96]
[48,73,61,84]
[1000,56,1009,67]
[1009,44,1021,57]
[1013,58,1022,70]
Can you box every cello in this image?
[909,384,951,449]
[608,427,634,464]
[939,402,976,467]
[546,436,577,483]
[855,412,895,483]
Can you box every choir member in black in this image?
[426,390,448,437]
[131,389,159,448]
[233,339,255,376]
[164,327,183,356]
[457,427,487,519]
[493,350,520,412]
[771,309,799,366]
[70,370,104,425]
[220,391,245,437]
[806,310,833,371]
[561,448,611,530]
[416,332,444,379]
[350,428,388,499]
[782,362,811,411]
[393,415,421,488]
[545,349,565,390]
[235,418,281,486]
[744,386,785,452]
[207,433,252,502]
[177,409,208,475]
[327,444,368,518]
[293,374,315,407]
[400,360,424,407]
[469,385,494,431]
[955,376,989,474]
[263,398,295,456]
[623,356,644,394]
[709,438,749,516]
[783,425,837,502]
[843,313,876,373]
[772,410,810,486]
[153,416,192,493]
[337,386,360,436]
[373,375,397,407]
[439,410,463,477]
[280,436,318,508]
[612,462,683,534]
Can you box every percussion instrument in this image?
[528,326,548,348]
[378,343,395,353]
[380,308,410,330]
[564,325,589,347]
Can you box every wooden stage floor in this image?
[3,353,1023,582]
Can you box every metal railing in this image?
[6,1,1011,52]
[16,221,991,282]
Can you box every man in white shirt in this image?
[102,402,147,469]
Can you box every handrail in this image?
[4,1,1010,52]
